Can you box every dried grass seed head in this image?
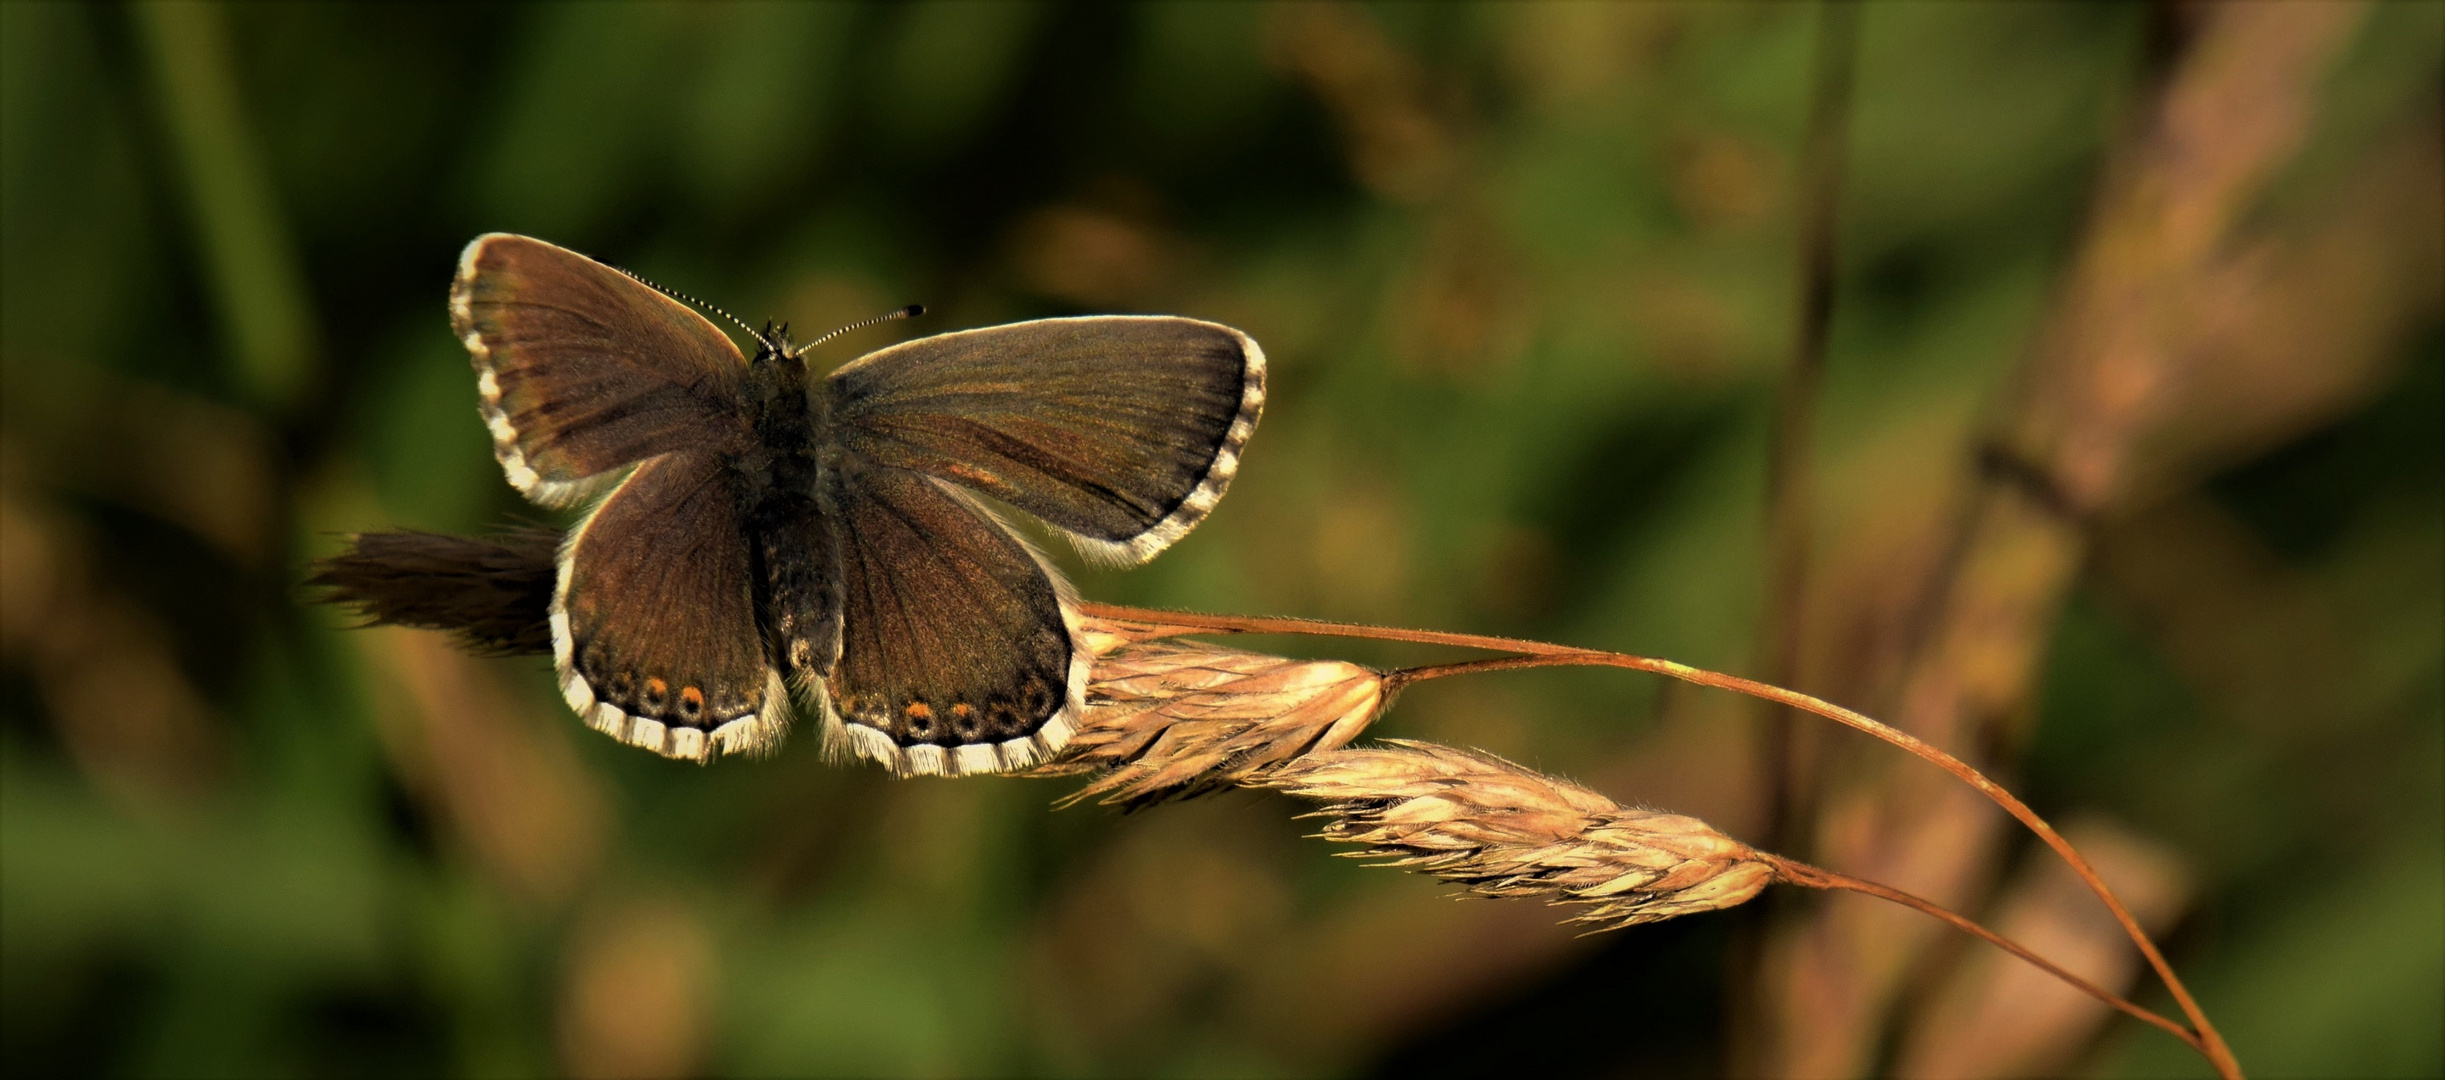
[1030,617,1388,809]
[1262,740,1774,929]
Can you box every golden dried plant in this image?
[1259,741,1776,929]
[310,536,2235,1076]
[1026,617,1387,809]
[1042,621,1772,924]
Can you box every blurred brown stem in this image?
[1748,1,2366,1072]
[1760,0,1860,856]
[1750,4,1860,1062]
[1078,600,2240,1079]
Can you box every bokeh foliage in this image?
[1,2,2437,1077]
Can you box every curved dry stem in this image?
[1760,853,2200,1052]
[1078,601,2239,1080]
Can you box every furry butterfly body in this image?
[450,234,1263,774]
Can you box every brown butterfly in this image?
[450,234,1262,774]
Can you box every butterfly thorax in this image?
[731,340,845,689]
[736,342,824,487]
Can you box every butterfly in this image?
[449,234,1263,775]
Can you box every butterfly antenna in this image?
[608,265,771,350]
[791,305,925,357]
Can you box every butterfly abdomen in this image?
[748,495,842,686]
[735,349,845,693]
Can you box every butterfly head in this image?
[751,320,800,366]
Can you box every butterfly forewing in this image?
[452,234,753,506]
[822,460,1086,776]
[556,452,788,762]
[826,316,1264,565]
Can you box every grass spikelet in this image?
[1031,620,1386,809]
[1259,740,1775,928]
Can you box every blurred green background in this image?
[1,2,2437,1077]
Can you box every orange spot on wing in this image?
[950,703,973,719]
[645,677,668,697]
[905,702,934,720]
[680,686,705,708]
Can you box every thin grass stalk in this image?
[1077,600,2238,1079]
[1759,854,2200,1052]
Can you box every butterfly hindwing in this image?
[825,316,1264,565]
[556,451,788,762]
[822,459,1086,776]
[452,233,753,506]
